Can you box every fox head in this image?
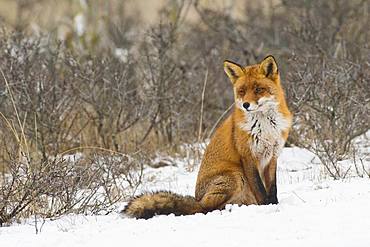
[223,55,284,114]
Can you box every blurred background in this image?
[0,0,368,225]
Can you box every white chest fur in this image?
[239,107,290,170]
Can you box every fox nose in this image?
[242,102,250,110]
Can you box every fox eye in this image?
[255,87,265,94]
[237,88,245,96]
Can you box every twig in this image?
[0,68,30,160]
[197,68,208,142]
[59,145,137,157]
[292,191,306,203]
[206,102,235,139]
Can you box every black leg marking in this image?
[267,181,278,204]
[252,168,268,204]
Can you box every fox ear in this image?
[224,60,244,83]
[259,55,278,80]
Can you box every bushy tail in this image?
[122,191,204,219]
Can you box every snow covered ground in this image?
[1,146,370,247]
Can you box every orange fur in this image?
[196,55,292,207]
[123,55,292,218]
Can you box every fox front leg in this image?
[242,159,269,205]
[264,158,278,204]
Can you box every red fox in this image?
[122,55,292,219]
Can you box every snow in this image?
[1,147,370,247]
[114,48,129,63]
[74,14,86,36]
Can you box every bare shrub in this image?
[0,31,146,226]
[281,0,370,178]
[0,34,82,161]
[137,1,204,146]
[282,0,369,61]
[65,55,144,151]
[287,56,369,178]
[0,150,145,226]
